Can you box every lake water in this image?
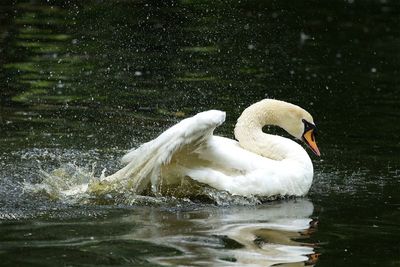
[0,0,399,266]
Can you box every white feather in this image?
[103,110,226,193]
[103,99,317,197]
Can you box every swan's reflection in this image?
[124,199,319,266]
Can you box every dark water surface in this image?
[0,0,399,266]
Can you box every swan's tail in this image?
[95,110,226,195]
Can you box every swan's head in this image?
[235,99,321,156]
[278,103,321,156]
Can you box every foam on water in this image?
[24,163,95,202]
[24,160,271,206]
[11,146,269,206]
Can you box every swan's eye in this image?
[302,119,314,130]
[302,119,318,137]
[313,128,318,137]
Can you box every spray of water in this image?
[25,161,272,206]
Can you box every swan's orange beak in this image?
[303,129,321,156]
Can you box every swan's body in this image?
[97,99,320,197]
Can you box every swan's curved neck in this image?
[234,99,309,163]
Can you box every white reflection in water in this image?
[124,199,318,266]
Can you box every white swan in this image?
[96,99,320,198]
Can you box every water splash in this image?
[25,161,285,206]
[24,162,96,202]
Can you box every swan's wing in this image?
[104,110,226,193]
